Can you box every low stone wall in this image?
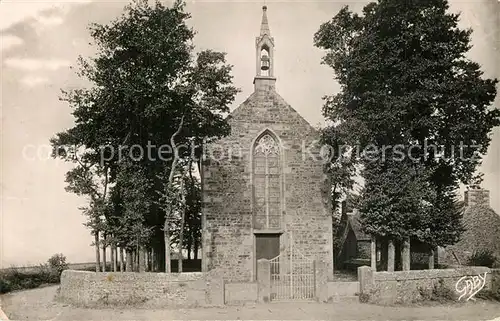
[358,266,492,305]
[327,281,359,301]
[491,269,500,293]
[58,270,224,308]
[224,282,258,304]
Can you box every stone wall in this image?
[491,269,500,294]
[224,282,258,304]
[358,266,492,305]
[202,85,333,282]
[58,270,224,308]
[327,281,359,302]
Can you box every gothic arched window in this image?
[253,132,281,229]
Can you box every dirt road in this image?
[1,285,499,320]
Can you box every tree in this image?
[51,0,238,272]
[184,160,202,260]
[315,0,500,269]
[51,142,111,272]
[321,124,357,214]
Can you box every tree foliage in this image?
[51,0,238,269]
[315,0,499,247]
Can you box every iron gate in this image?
[269,236,315,301]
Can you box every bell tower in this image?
[254,5,276,91]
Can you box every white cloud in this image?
[1,34,24,51]
[19,75,50,87]
[4,58,70,71]
[0,0,93,31]
[36,15,65,27]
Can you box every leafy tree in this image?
[47,253,69,276]
[184,163,202,260]
[51,0,238,272]
[52,146,111,272]
[321,124,357,213]
[110,160,154,271]
[314,0,500,266]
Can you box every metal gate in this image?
[269,235,315,301]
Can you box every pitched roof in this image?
[458,205,500,255]
[347,211,370,241]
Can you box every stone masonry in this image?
[201,6,333,283]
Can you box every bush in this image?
[0,254,67,294]
[48,253,69,275]
[0,278,12,294]
[467,249,497,268]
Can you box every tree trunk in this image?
[164,222,171,273]
[178,177,187,273]
[428,248,435,269]
[94,230,101,272]
[402,237,410,271]
[126,250,133,272]
[187,235,192,260]
[102,236,107,272]
[115,247,119,271]
[110,240,116,272]
[139,247,146,272]
[387,239,395,272]
[194,240,199,260]
[151,248,155,272]
[163,116,184,274]
[99,167,109,273]
[370,235,377,270]
[119,247,124,272]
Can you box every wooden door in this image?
[256,234,280,278]
[256,234,280,260]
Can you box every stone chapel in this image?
[201,6,333,283]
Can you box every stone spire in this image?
[254,5,276,91]
[260,5,271,36]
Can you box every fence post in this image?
[314,260,328,302]
[402,238,410,271]
[257,259,271,302]
[370,235,377,271]
[358,265,374,297]
[388,240,395,272]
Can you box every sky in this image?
[1,0,499,267]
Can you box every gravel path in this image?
[1,285,500,320]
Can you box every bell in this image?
[260,54,270,71]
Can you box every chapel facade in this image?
[201,6,333,282]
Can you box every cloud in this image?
[0,0,94,32]
[19,75,50,87]
[1,34,24,51]
[35,15,65,27]
[4,58,70,71]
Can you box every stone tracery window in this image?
[253,133,281,229]
[255,134,279,156]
